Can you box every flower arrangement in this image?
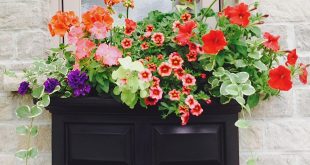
[12,0,308,163]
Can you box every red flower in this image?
[152,76,160,87]
[124,19,137,36]
[152,33,165,46]
[206,99,212,104]
[146,24,154,32]
[138,69,152,82]
[223,3,250,27]
[149,86,163,100]
[299,64,308,84]
[286,49,298,66]
[182,74,196,86]
[202,30,227,55]
[182,86,191,95]
[263,32,280,52]
[174,68,185,80]
[168,89,181,101]
[186,50,198,62]
[179,105,190,126]
[121,38,133,49]
[188,42,198,52]
[190,103,203,116]
[168,53,184,69]
[157,54,164,60]
[185,95,198,109]
[147,63,157,72]
[158,62,172,77]
[268,65,292,91]
[181,13,192,22]
[141,42,149,50]
[144,97,158,106]
[172,21,181,32]
[175,21,197,46]
[200,73,207,79]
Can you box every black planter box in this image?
[47,95,240,165]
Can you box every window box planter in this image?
[47,95,240,165]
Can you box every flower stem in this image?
[25,118,34,165]
[205,0,218,16]
[126,7,129,19]
[194,0,198,18]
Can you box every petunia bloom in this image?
[168,89,181,101]
[18,81,30,96]
[44,78,60,93]
[186,50,198,62]
[121,38,133,49]
[286,49,298,66]
[138,69,152,82]
[223,3,251,27]
[68,26,84,45]
[202,30,227,55]
[82,5,114,31]
[299,63,308,84]
[67,70,91,97]
[263,32,280,52]
[152,76,160,87]
[152,33,165,46]
[89,22,108,39]
[181,13,192,22]
[174,68,185,80]
[190,103,203,116]
[168,53,184,69]
[179,105,190,126]
[158,62,172,77]
[268,65,292,91]
[124,19,137,36]
[175,20,197,46]
[182,74,196,87]
[149,86,163,100]
[185,95,198,109]
[76,39,96,60]
[141,42,149,50]
[95,44,122,66]
[48,11,80,37]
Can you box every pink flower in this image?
[152,33,165,46]
[168,53,184,69]
[152,76,160,87]
[186,50,198,62]
[172,21,181,32]
[179,105,190,126]
[174,68,185,80]
[68,26,84,45]
[190,103,203,116]
[149,86,163,100]
[182,86,191,95]
[185,95,198,109]
[182,74,196,86]
[138,69,152,82]
[158,62,172,77]
[95,44,122,66]
[141,42,149,50]
[89,22,108,39]
[76,39,96,60]
[144,32,152,38]
[168,89,181,101]
[121,38,133,49]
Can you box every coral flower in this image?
[48,11,80,37]
[152,33,165,46]
[179,105,190,126]
[168,89,181,101]
[141,42,149,50]
[175,20,197,46]
[172,21,181,32]
[144,97,158,106]
[68,26,84,45]
[168,53,184,69]
[95,44,122,66]
[76,39,96,60]
[104,0,122,6]
[124,19,137,36]
[157,54,164,60]
[182,74,196,86]
[263,32,280,52]
[149,86,163,100]
[152,76,160,87]
[158,62,172,77]
[268,65,292,91]
[90,22,108,39]
[181,13,192,22]
[223,3,250,27]
[185,95,198,109]
[146,24,154,32]
[186,50,198,62]
[202,30,227,55]
[174,68,185,80]
[82,6,113,31]
[138,69,152,82]
[299,63,308,84]
[147,63,157,72]
[190,103,203,116]
[182,86,191,95]
[121,38,133,49]
[286,49,298,66]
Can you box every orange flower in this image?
[104,0,122,6]
[82,5,114,31]
[48,11,79,37]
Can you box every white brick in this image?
[295,24,310,51]
[295,89,310,116]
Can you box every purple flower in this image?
[44,78,60,93]
[18,81,30,95]
[67,70,91,97]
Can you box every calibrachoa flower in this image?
[146,24,154,32]
[190,103,203,116]
[174,68,185,80]
[152,33,165,46]
[286,49,298,66]
[152,76,160,87]
[157,54,164,60]
[268,65,292,91]
[299,64,308,84]
[185,95,198,109]
[182,86,191,95]
[223,3,250,27]
[48,11,80,37]
[175,20,197,46]
[186,50,198,62]
[90,22,108,39]
[144,97,158,106]
[95,44,122,66]
[68,26,84,45]
[44,78,60,93]
[82,5,113,30]
[263,32,280,52]
[141,42,149,50]
[182,74,196,87]
[158,62,172,77]
[76,39,96,60]
[147,63,157,72]
[179,105,190,126]
[149,86,163,100]
[121,38,133,49]
[138,69,152,82]
[206,99,212,104]
[168,53,184,69]
[168,89,181,101]
[125,19,137,36]
[201,73,207,79]
[67,70,91,97]
[202,30,227,55]
[181,13,192,21]
[18,81,30,96]
[172,20,181,32]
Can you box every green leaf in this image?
[30,126,39,137]
[113,86,121,95]
[32,86,45,99]
[140,90,148,98]
[247,158,257,165]
[16,105,31,118]
[241,84,256,96]
[16,126,29,135]
[28,147,38,159]
[29,105,43,118]
[254,60,268,71]
[61,91,71,98]
[213,67,225,77]
[235,119,250,129]
[235,96,246,105]
[235,59,247,68]
[15,149,28,160]
[225,84,239,96]
[249,26,261,37]
[236,72,250,83]
[220,81,230,95]
[37,95,50,107]
[247,93,260,108]
[248,51,262,60]
[203,61,215,71]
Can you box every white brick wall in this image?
[0,0,309,164]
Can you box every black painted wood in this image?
[47,95,241,165]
